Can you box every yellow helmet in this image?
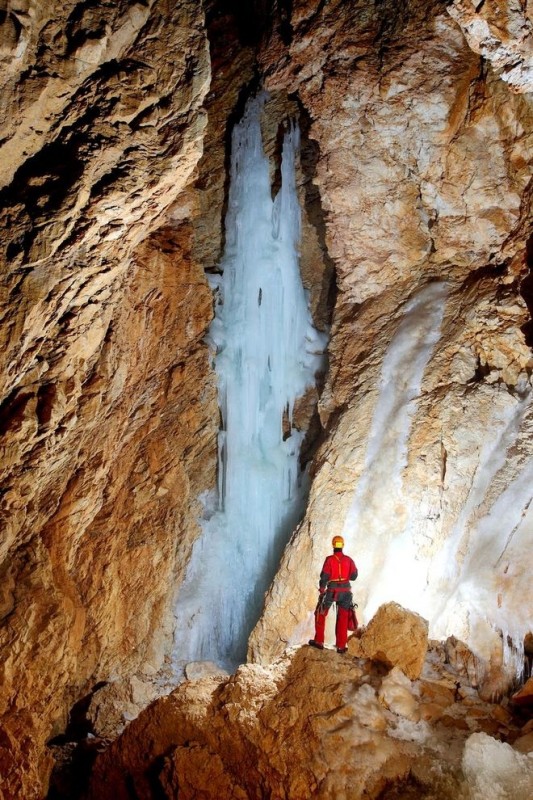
[332,535,344,549]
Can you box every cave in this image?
[0,1,532,799]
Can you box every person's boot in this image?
[308,640,324,650]
[336,647,347,654]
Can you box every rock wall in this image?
[0,2,216,797]
[250,0,533,684]
[0,0,532,796]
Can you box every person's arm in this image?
[319,558,331,592]
[350,558,358,581]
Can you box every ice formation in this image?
[430,390,533,677]
[341,279,533,679]
[341,281,448,614]
[462,732,533,800]
[173,94,325,671]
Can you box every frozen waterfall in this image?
[173,94,326,671]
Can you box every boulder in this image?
[350,602,428,680]
[86,676,166,739]
[184,661,230,681]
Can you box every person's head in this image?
[332,535,344,552]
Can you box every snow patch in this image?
[462,732,533,800]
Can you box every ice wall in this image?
[430,389,533,677]
[341,282,448,612]
[173,94,325,671]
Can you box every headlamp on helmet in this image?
[332,535,344,549]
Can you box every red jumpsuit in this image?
[313,551,358,650]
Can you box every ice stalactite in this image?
[341,282,448,614]
[173,94,326,672]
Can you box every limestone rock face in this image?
[349,602,429,680]
[250,0,533,685]
[87,644,533,800]
[1,0,533,795]
[449,0,533,92]
[0,2,215,797]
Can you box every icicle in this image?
[173,94,326,672]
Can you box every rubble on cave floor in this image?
[81,609,533,800]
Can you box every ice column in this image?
[173,94,325,671]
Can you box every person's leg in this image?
[335,606,350,650]
[310,593,333,647]
[313,605,329,645]
[335,592,353,651]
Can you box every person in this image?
[308,535,358,654]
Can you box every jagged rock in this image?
[448,0,533,92]
[87,645,532,800]
[86,675,169,740]
[0,2,215,795]
[348,603,429,680]
[511,676,533,707]
[444,636,482,688]
[184,661,229,681]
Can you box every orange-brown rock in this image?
[444,636,482,688]
[514,731,533,753]
[0,222,218,798]
[512,676,533,706]
[0,2,215,796]
[420,679,457,707]
[86,674,175,740]
[449,0,533,92]
[522,717,533,734]
[88,644,532,800]
[348,603,429,680]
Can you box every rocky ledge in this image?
[85,604,533,800]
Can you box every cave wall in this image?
[249,0,533,683]
[0,0,532,797]
[0,2,217,796]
